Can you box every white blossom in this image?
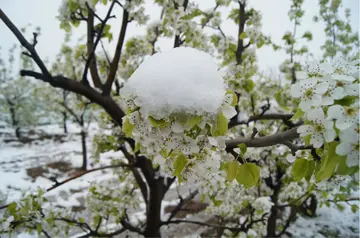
[291,78,328,111]
[327,104,359,130]
[297,108,336,148]
[336,124,359,166]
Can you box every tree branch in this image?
[226,127,299,150]
[173,0,189,47]
[0,9,51,80]
[161,219,247,233]
[235,1,246,64]
[82,0,117,88]
[83,10,101,87]
[20,70,125,125]
[229,113,295,129]
[166,189,199,222]
[103,8,129,95]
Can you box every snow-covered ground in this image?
[0,123,359,237]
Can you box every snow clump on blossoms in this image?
[121,47,237,181]
[121,47,225,117]
[291,56,359,166]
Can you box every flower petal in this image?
[310,133,324,148]
[336,142,351,156]
[324,128,336,142]
[297,125,314,136]
[315,82,329,94]
[327,105,343,120]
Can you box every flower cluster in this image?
[118,36,153,80]
[120,47,236,181]
[291,57,359,166]
[154,0,211,50]
[124,0,149,25]
[122,92,236,181]
[246,10,263,43]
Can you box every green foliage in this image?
[302,31,313,41]
[239,32,247,40]
[122,118,134,137]
[226,160,238,181]
[315,142,342,182]
[226,90,238,107]
[173,153,188,177]
[211,111,228,136]
[148,116,170,128]
[334,96,358,106]
[317,0,359,58]
[186,115,203,130]
[243,79,255,92]
[60,22,71,32]
[237,143,247,156]
[292,158,314,181]
[236,163,260,188]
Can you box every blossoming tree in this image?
[0,0,359,237]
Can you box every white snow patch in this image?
[121,47,225,119]
[289,201,359,237]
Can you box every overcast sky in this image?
[0,0,359,74]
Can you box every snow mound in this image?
[121,47,225,119]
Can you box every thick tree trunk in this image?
[266,198,279,237]
[266,165,284,237]
[136,157,172,238]
[8,103,20,138]
[144,181,164,237]
[15,127,21,138]
[80,129,87,170]
[62,111,68,134]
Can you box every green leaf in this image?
[7,202,17,215]
[210,195,223,206]
[71,20,80,27]
[236,163,260,188]
[211,111,228,136]
[335,156,358,175]
[290,108,304,121]
[93,215,101,227]
[226,161,238,181]
[237,143,247,155]
[134,143,141,153]
[336,203,345,211]
[226,90,238,106]
[186,115,202,129]
[305,160,315,181]
[302,31,313,41]
[256,38,265,48]
[303,134,311,146]
[36,224,42,236]
[292,158,313,181]
[60,22,71,32]
[122,118,134,137]
[243,79,255,92]
[351,204,358,213]
[74,44,86,59]
[239,32,247,39]
[334,96,357,106]
[148,116,170,128]
[173,154,188,177]
[315,142,341,182]
[182,9,203,20]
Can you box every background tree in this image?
[0,41,41,138]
